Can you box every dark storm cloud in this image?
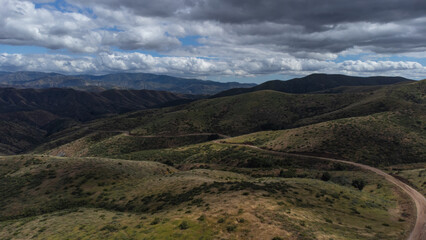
[186,0,426,28]
[67,0,426,54]
[70,0,426,28]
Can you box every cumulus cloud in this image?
[63,0,426,55]
[1,52,425,79]
[0,0,182,52]
[339,60,423,72]
[0,0,425,79]
[0,53,98,73]
[2,0,425,55]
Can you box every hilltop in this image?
[214,73,412,98]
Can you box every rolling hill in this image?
[0,72,256,95]
[0,153,413,239]
[225,111,425,166]
[0,74,424,239]
[41,79,424,166]
[213,73,412,98]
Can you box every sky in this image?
[0,0,425,83]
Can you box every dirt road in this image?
[87,128,230,138]
[216,142,426,240]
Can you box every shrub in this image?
[226,225,237,232]
[279,169,296,178]
[352,179,366,190]
[350,207,360,214]
[150,218,160,225]
[321,172,331,181]
[179,221,189,230]
[100,225,119,232]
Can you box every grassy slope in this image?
[40,80,424,161]
[222,78,425,166]
[225,111,425,166]
[64,90,369,135]
[46,132,225,158]
[0,155,414,240]
[36,90,367,154]
[384,163,426,197]
[2,80,423,239]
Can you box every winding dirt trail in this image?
[87,128,230,138]
[216,141,426,240]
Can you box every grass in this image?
[38,80,425,166]
[0,153,414,239]
[1,80,423,239]
[225,111,425,166]
[47,133,224,158]
[36,88,380,153]
[385,163,426,196]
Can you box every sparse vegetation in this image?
[0,77,423,239]
[0,153,414,239]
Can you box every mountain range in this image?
[0,71,256,95]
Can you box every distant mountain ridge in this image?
[0,72,256,95]
[213,73,413,97]
[0,87,193,121]
[0,87,195,154]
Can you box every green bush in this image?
[150,218,160,225]
[352,179,366,190]
[226,225,237,232]
[321,172,331,181]
[100,224,119,232]
[179,221,189,230]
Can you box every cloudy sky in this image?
[0,0,425,82]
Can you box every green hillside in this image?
[226,111,425,166]
[41,80,425,166]
[40,89,375,152]
[223,80,425,166]
[1,76,424,239]
[0,154,413,239]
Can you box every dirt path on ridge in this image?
[214,141,426,240]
